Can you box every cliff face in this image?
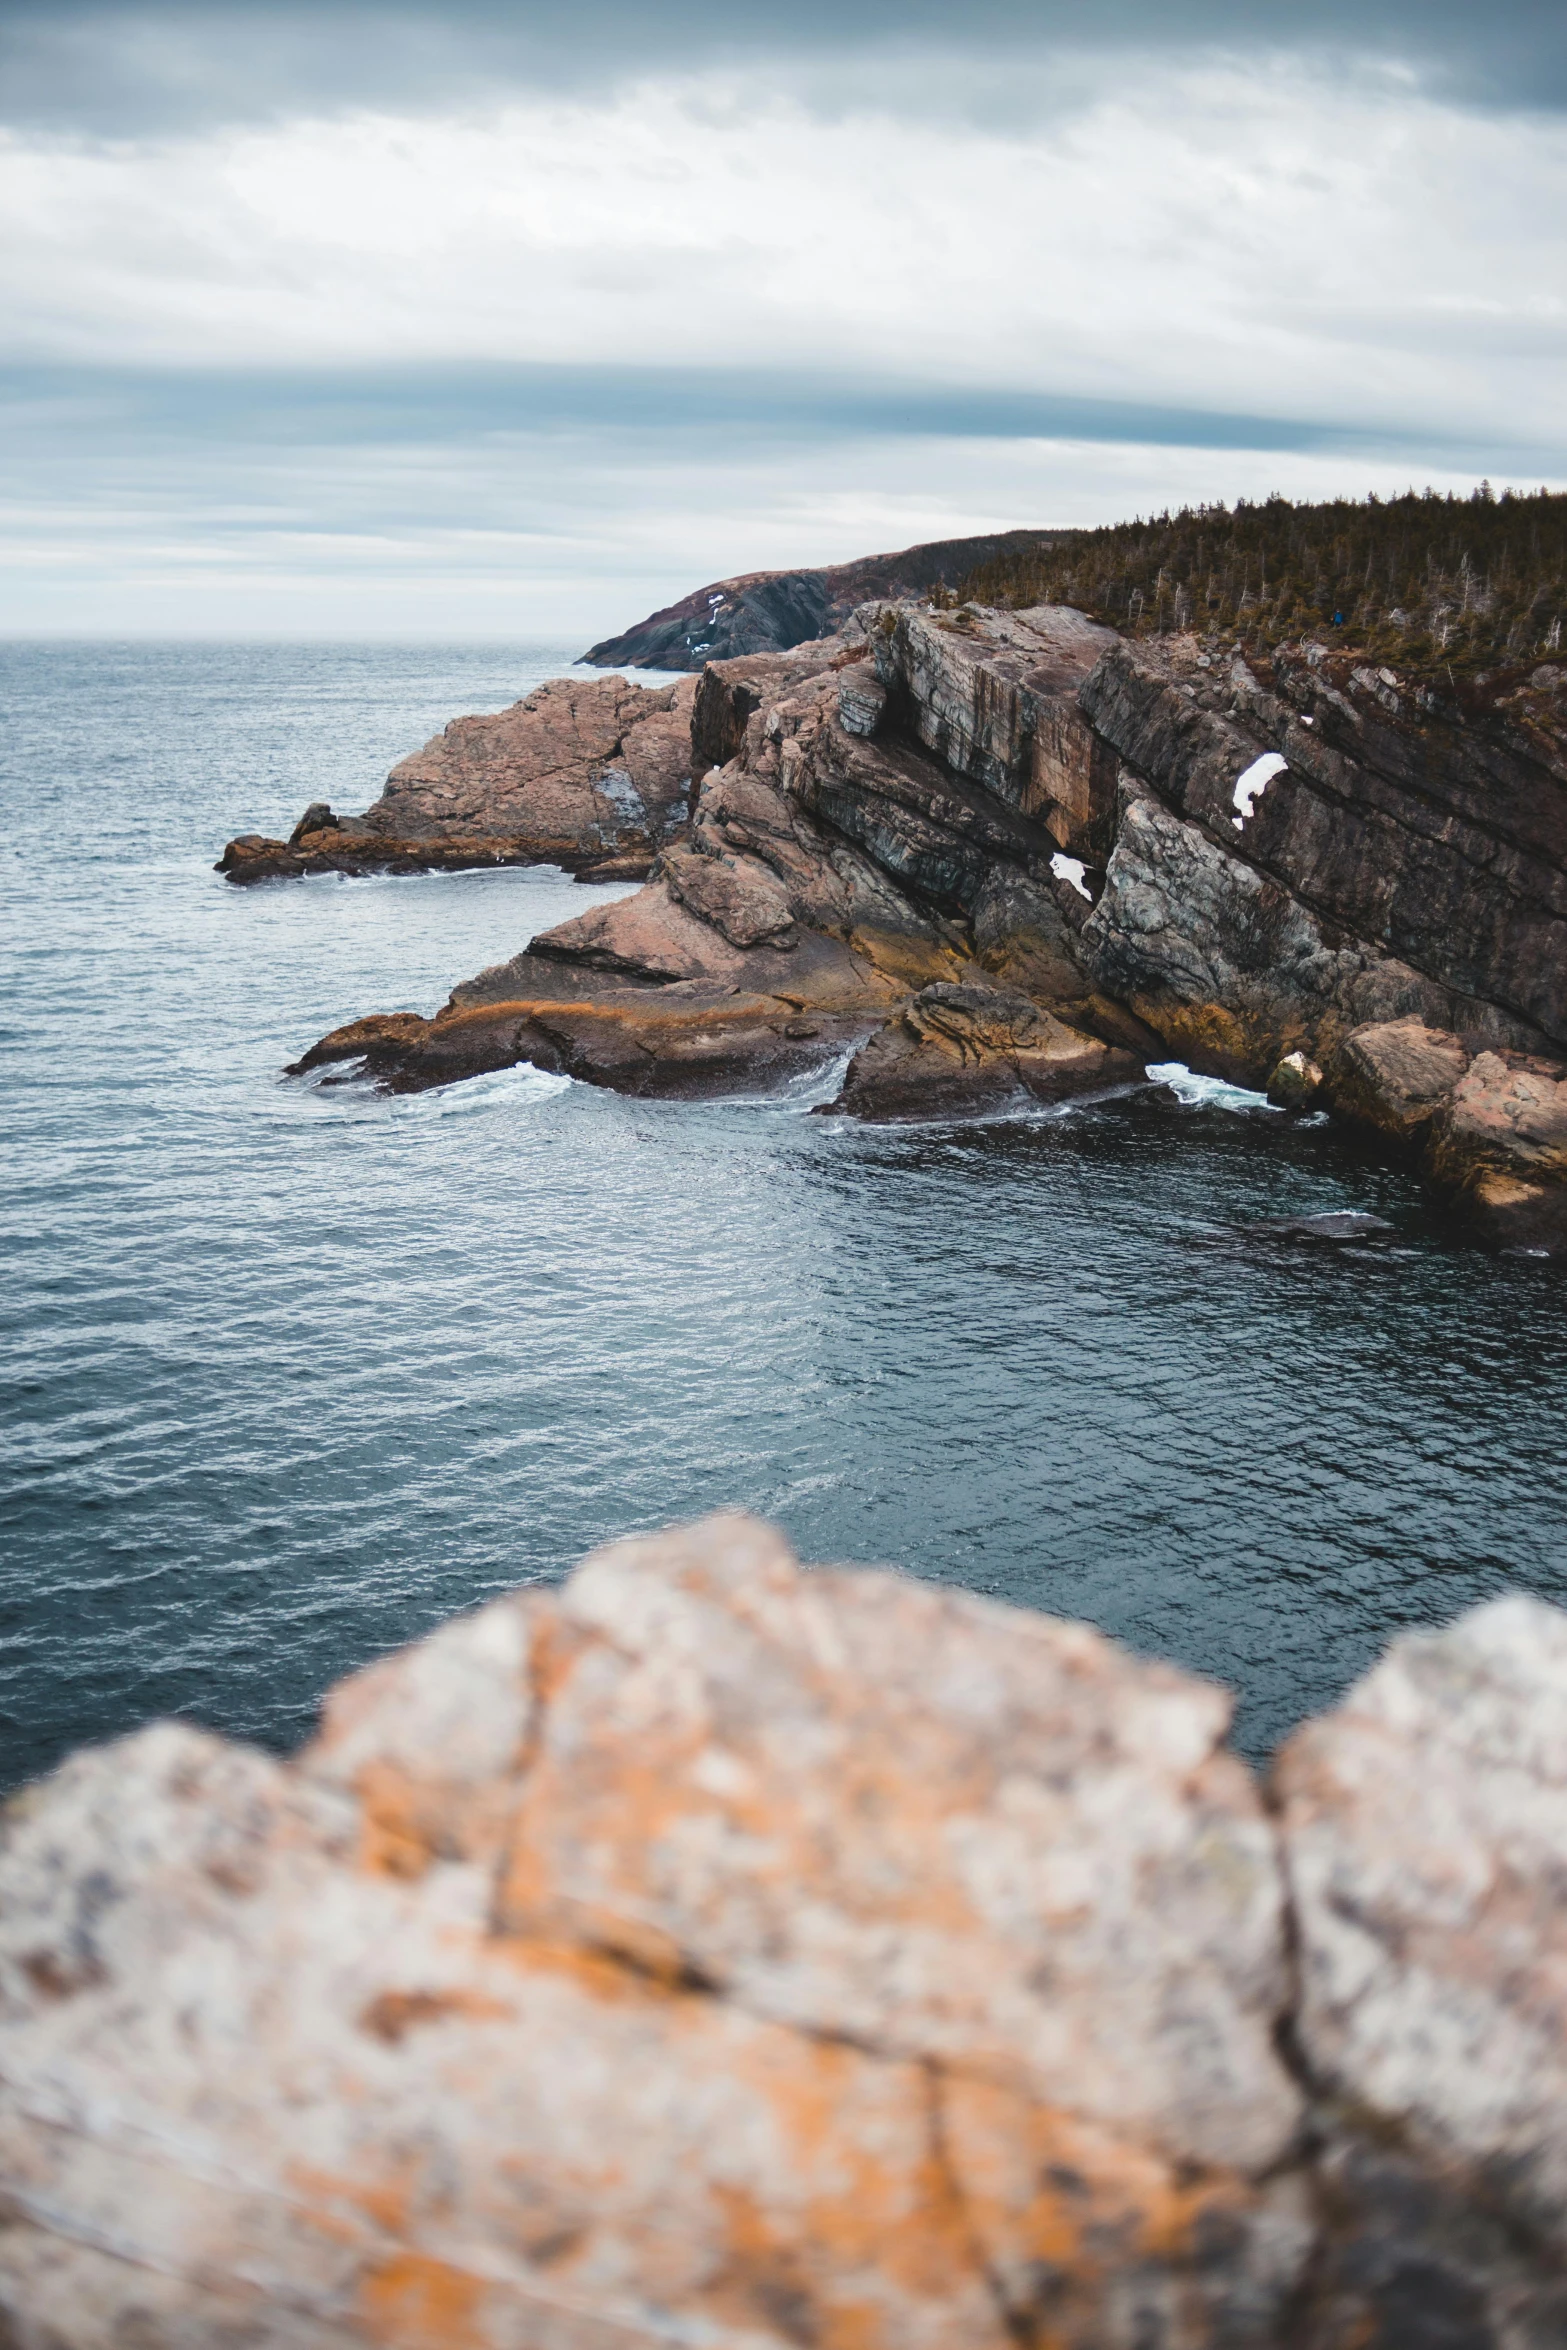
[1078,636,1567,1060]
[287,597,1567,1245]
[6,1511,1567,2347]
[581,530,1071,670]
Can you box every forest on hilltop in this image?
[953,487,1567,680]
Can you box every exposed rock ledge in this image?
[218,674,699,885]
[6,1510,1567,2346]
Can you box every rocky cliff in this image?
[581,530,1069,670]
[5,1510,1567,2347]
[289,596,1567,1248]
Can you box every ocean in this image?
[3,638,1564,1790]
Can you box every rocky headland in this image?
[217,673,699,886]
[579,527,1067,670]
[275,583,1567,1250]
[7,1508,1567,2346]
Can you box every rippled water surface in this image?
[4,640,1565,1788]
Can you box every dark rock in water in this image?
[1243,1211,1396,1245]
[287,800,341,846]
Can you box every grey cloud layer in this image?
[4,0,1566,132]
[4,362,1555,471]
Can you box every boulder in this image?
[1320,1022,1567,1251]
[1326,1017,1471,1140]
[1265,1050,1324,1110]
[12,1520,1567,2341]
[288,800,342,846]
[824,980,1141,1121]
[0,1514,1311,2349]
[1428,1049,1567,1251]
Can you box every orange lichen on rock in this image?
[7,1516,1567,2341]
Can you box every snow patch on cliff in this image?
[1231,751,1287,828]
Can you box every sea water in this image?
[3,640,1564,1789]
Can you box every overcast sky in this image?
[3,1,1565,638]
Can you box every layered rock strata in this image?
[285,597,1567,1241]
[823,980,1141,1122]
[5,1511,1567,2345]
[292,609,1130,1108]
[219,675,698,884]
[1076,635,1567,1072]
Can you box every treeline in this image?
[952,488,1567,678]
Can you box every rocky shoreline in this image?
[7,1509,1567,2345]
[236,589,1567,1250]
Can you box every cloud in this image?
[0,17,1562,633]
[3,1,1567,136]
[1,375,1534,641]
[2,68,1563,446]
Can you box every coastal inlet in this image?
[2,640,1565,1803]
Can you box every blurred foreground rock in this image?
[5,1514,1567,2344]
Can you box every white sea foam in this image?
[1147,1060,1281,1113]
[395,1063,574,1118]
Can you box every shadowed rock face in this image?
[6,1511,1567,2345]
[1079,634,1567,1057]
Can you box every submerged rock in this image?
[1241,1210,1395,1245]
